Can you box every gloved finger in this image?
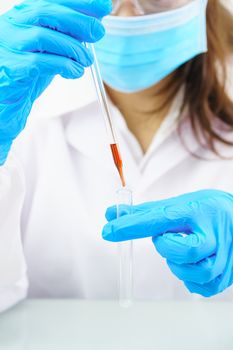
[3,24,93,67]
[102,205,192,242]
[27,51,85,79]
[105,201,169,222]
[105,206,117,221]
[184,276,224,297]
[21,0,112,18]
[124,190,225,213]
[0,45,83,82]
[23,0,112,18]
[105,190,220,223]
[153,232,216,264]
[12,2,105,42]
[185,246,233,296]
[166,254,226,284]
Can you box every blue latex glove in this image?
[103,190,233,297]
[0,0,112,165]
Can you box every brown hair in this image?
[172,0,233,154]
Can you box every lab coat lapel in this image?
[65,99,141,179]
[65,97,201,195]
[65,100,110,161]
[135,120,202,195]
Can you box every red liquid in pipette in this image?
[110,143,126,187]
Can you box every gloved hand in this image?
[0,0,112,165]
[103,189,233,297]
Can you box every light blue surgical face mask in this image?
[95,0,208,93]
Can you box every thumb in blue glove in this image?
[103,189,233,297]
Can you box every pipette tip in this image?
[118,167,126,187]
[110,143,126,187]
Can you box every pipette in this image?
[87,43,133,307]
[87,43,126,187]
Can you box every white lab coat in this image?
[1,84,233,313]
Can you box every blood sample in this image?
[110,143,126,187]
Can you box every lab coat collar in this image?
[65,91,201,193]
[65,99,112,165]
[65,88,185,161]
[134,120,201,197]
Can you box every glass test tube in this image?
[117,187,133,307]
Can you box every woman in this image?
[0,0,233,312]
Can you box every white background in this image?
[0,0,233,118]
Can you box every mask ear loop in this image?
[111,0,145,16]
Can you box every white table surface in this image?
[0,300,233,350]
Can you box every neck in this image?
[106,73,177,153]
